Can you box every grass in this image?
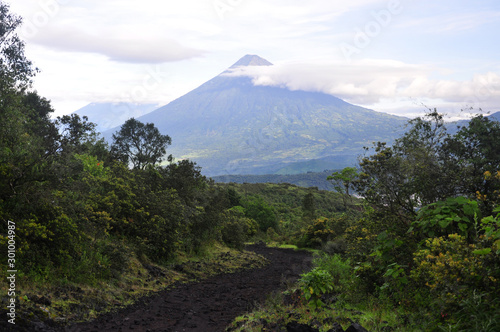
[227,286,422,332]
[226,251,425,332]
[265,241,320,253]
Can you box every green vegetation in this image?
[229,109,500,331]
[217,182,359,248]
[111,117,172,169]
[212,170,338,191]
[2,4,499,331]
[0,3,269,326]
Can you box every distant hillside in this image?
[104,55,408,176]
[212,169,337,191]
[218,181,348,219]
[488,111,500,121]
[74,102,159,132]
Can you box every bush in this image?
[410,234,498,316]
[220,209,259,250]
[322,238,348,255]
[313,253,352,294]
[411,196,481,241]
[242,195,278,231]
[299,267,334,309]
[9,207,82,275]
[221,221,246,250]
[298,218,336,248]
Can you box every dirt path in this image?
[63,244,312,332]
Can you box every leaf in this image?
[463,203,477,216]
[438,219,450,229]
[458,223,468,232]
[377,231,388,240]
[473,248,491,255]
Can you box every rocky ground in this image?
[4,244,313,332]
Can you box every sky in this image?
[8,0,500,120]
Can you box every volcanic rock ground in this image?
[61,244,312,332]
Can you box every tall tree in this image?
[355,110,455,222]
[111,118,172,169]
[302,192,316,220]
[328,167,359,209]
[355,109,500,222]
[0,3,56,209]
[442,114,500,213]
[0,1,37,91]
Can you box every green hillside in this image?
[212,169,338,191]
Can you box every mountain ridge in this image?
[229,54,273,68]
[113,55,409,176]
[73,102,159,132]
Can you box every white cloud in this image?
[30,25,205,63]
[223,59,500,117]
[8,0,500,119]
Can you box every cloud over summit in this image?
[224,59,500,114]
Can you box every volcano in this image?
[106,55,408,176]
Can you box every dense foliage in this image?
[217,182,356,248]
[286,109,500,331]
[228,111,500,331]
[2,4,499,330]
[0,2,236,285]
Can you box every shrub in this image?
[410,196,481,241]
[242,195,278,231]
[299,267,334,309]
[298,218,336,248]
[221,220,246,250]
[322,238,348,255]
[313,253,352,294]
[410,234,498,314]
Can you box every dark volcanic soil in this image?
[62,244,312,332]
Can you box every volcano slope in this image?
[64,244,312,332]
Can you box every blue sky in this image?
[9,0,500,119]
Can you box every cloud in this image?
[223,59,500,115]
[28,25,205,64]
[14,0,210,63]
[10,0,500,119]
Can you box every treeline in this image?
[262,110,500,331]
[227,110,500,331]
[212,170,337,191]
[0,88,230,283]
[217,182,361,250]
[0,4,240,284]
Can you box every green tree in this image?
[302,192,316,220]
[243,195,277,231]
[162,160,207,204]
[355,110,458,223]
[0,1,37,91]
[328,167,358,209]
[111,118,172,169]
[56,114,101,154]
[442,114,500,213]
